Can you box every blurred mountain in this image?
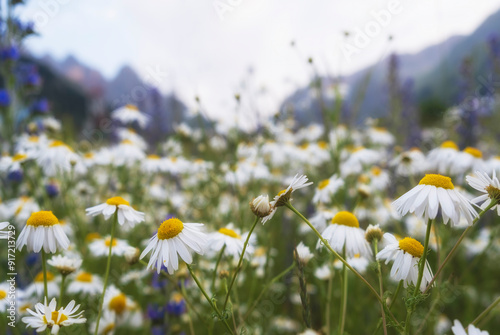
[282,7,500,125]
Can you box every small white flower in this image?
[86,196,145,229]
[67,272,103,296]
[271,174,313,207]
[111,104,150,128]
[17,211,70,254]
[88,236,131,257]
[0,221,10,239]
[451,319,489,335]
[47,255,82,275]
[466,170,500,215]
[312,174,344,204]
[207,225,250,260]
[140,218,206,274]
[35,140,78,176]
[295,242,313,264]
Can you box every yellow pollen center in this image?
[29,136,39,142]
[35,271,54,282]
[486,185,500,201]
[398,237,424,258]
[109,294,127,314]
[218,228,240,239]
[121,139,133,145]
[43,311,68,325]
[157,218,184,240]
[125,104,138,110]
[76,272,93,282]
[85,232,101,242]
[419,174,454,189]
[106,196,130,206]
[277,189,287,196]
[103,323,115,334]
[371,167,382,176]
[331,211,359,228]
[12,153,27,161]
[172,293,184,303]
[318,141,328,149]
[440,141,458,150]
[464,147,482,158]
[84,152,94,159]
[147,154,160,160]
[104,237,117,247]
[0,290,6,300]
[27,211,59,227]
[318,179,330,190]
[352,146,365,153]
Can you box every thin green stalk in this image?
[405,219,433,335]
[223,216,259,310]
[41,250,48,301]
[373,280,403,335]
[59,275,67,308]
[212,245,226,293]
[186,264,235,335]
[94,211,118,335]
[338,248,348,335]
[181,279,196,335]
[326,268,333,335]
[240,263,295,325]
[374,239,388,335]
[423,200,497,294]
[472,295,500,326]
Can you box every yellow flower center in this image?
[374,126,387,132]
[147,154,161,160]
[121,139,133,145]
[27,211,59,227]
[29,136,39,143]
[331,211,359,228]
[102,323,115,334]
[125,104,138,110]
[171,293,184,303]
[218,228,240,239]
[398,237,424,258]
[486,185,500,202]
[109,294,127,315]
[157,218,184,240]
[300,143,309,150]
[85,232,101,242]
[440,141,458,150]
[43,311,68,325]
[104,237,117,247]
[12,153,27,162]
[84,152,94,159]
[318,141,328,149]
[106,196,130,206]
[76,272,93,282]
[352,146,365,153]
[464,147,482,158]
[35,271,54,282]
[419,174,454,189]
[371,167,382,176]
[318,179,330,190]
[49,140,73,151]
[0,290,6,300]
[277,189,287,196]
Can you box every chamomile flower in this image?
[295,242,313,264]
[112,140,146,166]
[88,236,131,257]
[67,272,103,295]
[390,148,427,177]
[111,104,150,128]
[86,196,145,229]
[312,174,344,204]
[393,174,478,226]
[103,286,136,319]
[319,211,372,258]
[451,320,489,335]
[36,140,78,176]
[141,154,165,173]
[22,298,86,334]
[2,195,40,225]
[450,147,487,176]
[0,152,29,173]
[376,233,433,291]
[427,141,460,174]
[250,195,275,223]
[207,225,251,259]
[0,283,12,312]
[466,171,500,215]
[17,211,70,253]
[140,218,206,274]
[271,174,313,207]
[366,126,395,146]
[25,272,59,298]
[47,255,82,275]
[0,221,10,239]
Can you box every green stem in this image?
[338,248,348,335]
[41,250,48,301]
[94,211,118,335]
[212,245,226,294]
[240,263,295,325]
[374,280,403,335]
[186,264,235,335]
[223,216,259,310]
[59,275,67,308]
[472,295,500,326]
[326,268,333,335]
[374,239,388,335]
[423,200,497,294]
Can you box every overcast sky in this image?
[18,0,500,127]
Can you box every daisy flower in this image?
[111,140,146,166]
[319,211,372,258]
[25,271,59,298]
[376,233,433,291]
[450,147,487,176]
[67,272,103,296]
[392,174,478,226]
[271,174,313,207]
[390,148,427,177]
[451,320,489,335]
[295,242,313,264]
[88,236,131,257]
[17,211,70,253]
[0,221,10,239]
[250,195,275,223]
[334,254,370,273]
[35,140,78,176]
[111,104,150,128]
[312,174,344,204]
[141,154,165,173]
[0,152,29,173]
[22,298,86,334]
[207,225,251,259]
[0,283,12,312]
[426,141,460,174]
[140,218,206,274]
[103,286,136,319]
[366,126,395,146]
[86,196,145,229]
[47,255,82,275]
[90,310,116,335]
[466,171,500,215]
